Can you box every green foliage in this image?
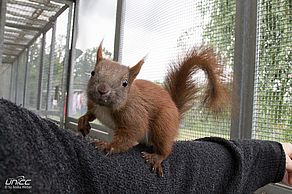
[26,34,68,111]
[177,0,291,141]
[176,0,235,140]
[202,0,235,67]
[197,0,292,141]
[254,0,292,141]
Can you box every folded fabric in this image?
[0,99,285,194]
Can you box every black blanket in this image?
[0,99,285,193]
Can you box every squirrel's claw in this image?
[105,147,115,156]
[94,140,109,150]
[94,140,116,156]
[141,152,164,177]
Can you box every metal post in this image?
[46,23,56,111]
[37,33,46,110]
[9,62,13,100]
[23,48,29,107]
[230,0,258,139]
[113,0,124,62]
[65,0,79,129]
[60,4,73,128]
[14,58,19,103]
[0,0,6,67]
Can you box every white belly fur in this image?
[93,105,148,146]
[93,105,116,130]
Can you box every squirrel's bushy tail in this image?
[164,47,229,117]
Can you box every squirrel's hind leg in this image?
[142,152,165,177]
[142,109,180,177]
[95,128,141,155]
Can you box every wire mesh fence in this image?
[180,0,235,140]
[15,50,27,105]
[3,0,67,64]
[68,0,117,120]
[0,0,291,143]
[120,0,235,140]
[0,64,12,99]
[46,9,70,122]
[25,37,41,110]
[0,0,73,124]
[253,0,292,142]
[40,29,52,110]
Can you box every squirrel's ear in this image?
[129,57,145,84]
[96,40,103,64]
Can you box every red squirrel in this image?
[78,42,229,176]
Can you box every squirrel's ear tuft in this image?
[129,57,145,84]
[96,40,103,64]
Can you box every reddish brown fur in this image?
[164,46,229,116]
[111,80,179,157]
[78,42,229,177]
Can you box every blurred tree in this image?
[202,0,235,68]
[175,0,235,139]
[199,0,292,140]
[254,0,292,139]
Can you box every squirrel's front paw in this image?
[77,115,91,136]
[94,140,113,155]
[94,140,128,156]
[94,140,109,150]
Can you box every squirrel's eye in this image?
[91,71,95,77]
[122,80,128,87]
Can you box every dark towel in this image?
[0,99,285,194]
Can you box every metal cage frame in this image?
[0,0,291,193]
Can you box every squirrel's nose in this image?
[98,89,109,95]
[97,84,110,96]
